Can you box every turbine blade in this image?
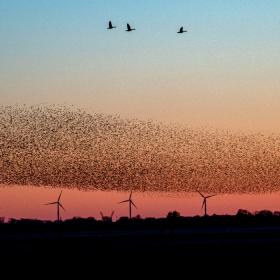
[201,199,206,210]
[197,190,205,198]
[131,200,137,209]
[58,191,62,202]
[119,200,129,204]
[206,195,216,199]
[59,202,65,211]
[45,202,57,205]
[129,190,132,200]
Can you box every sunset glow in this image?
[1,1,280,220]
[1,185,280,221]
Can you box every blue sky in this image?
[1,0,280,131]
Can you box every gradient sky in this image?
[1,0,280,132]
[1,186,280,220]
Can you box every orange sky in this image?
[1,2,280,215]
[1,185,280,221]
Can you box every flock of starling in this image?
[0,105,279,194]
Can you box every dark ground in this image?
[2,214,280,273]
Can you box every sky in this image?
[1,0,280,132]
[1,186,280,221]
[1,1,280,219]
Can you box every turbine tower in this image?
[45,191,65,222]
[119,191,137,219]
[197,190,215,216]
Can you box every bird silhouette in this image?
[126,23,135,32]
[177,26,187,34]
[107,21,116,29]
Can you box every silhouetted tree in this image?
[167,211,181,219]
[236,209,253,216]
[255,210,273,217]
[134,214,142,220]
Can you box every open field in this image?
[2,215,280,267]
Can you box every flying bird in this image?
[107,21,116,30]
[126,23,135,32]
[177,26,187,34]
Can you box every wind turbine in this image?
[45,191,65,222]
[0,207,5,224]
[197,190,215,216]
[100,211,115,222]
[119,191,137,219]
